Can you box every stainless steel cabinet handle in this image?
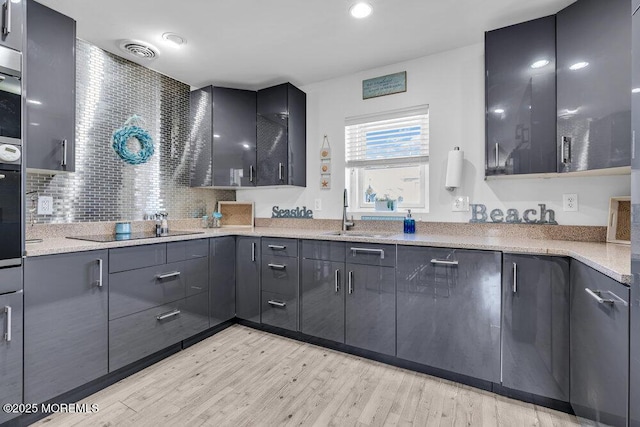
[249,165,254,183]
[512,262,517,293]
[348,271,353,294]
[268,244,286,250]
[351,247,385,259]
[430,259,458,266]
[96,258,103,287]
[156,271,181,279]
[335,269,340,293]
[585,288,628,306]
[251,242,256,262]
[61,139,68,167]
[0,174,5,179]
[3,0,11,36]
[278,162,284,181]
[156,309,181,320]
[495,142,499,167]
[191,286,203,290]
[4,306,11,342]
[585,288,608,304]
[562,136,572,164]
[268,300,286,307]
[268,263,286,270]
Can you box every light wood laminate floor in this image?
[33,325,581,427]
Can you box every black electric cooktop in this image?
[66,230,204,243]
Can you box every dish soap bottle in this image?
[404,209,415,234]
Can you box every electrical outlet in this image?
[314,198,322,211]
[37,196,53,215]
[563,193,578,212]
[452,196,470,212]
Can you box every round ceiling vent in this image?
[118,40,158,60]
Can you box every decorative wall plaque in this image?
[271,206,314,219]
[469,204,557,225]
[363,71,407,99]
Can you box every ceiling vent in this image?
[118,40,158,60]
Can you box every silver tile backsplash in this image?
[26,39,234,223]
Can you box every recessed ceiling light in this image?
[569,61,589,71]
[530,59,549,69]
[162,32,186,47]
[632,87,640,93]
[493,108,505,114]
[350,2,373,19]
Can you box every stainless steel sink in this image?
[322,231,390,239]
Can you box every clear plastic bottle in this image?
[404,209,415,234]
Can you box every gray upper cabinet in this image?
[189,86,257,188]
[0,0,23,52]
[485,16,557,176]
[633,8,640,172]
[396,246,501,383]
[236,237,260,322]
[570,260,629,427]
[210,237,236,326]
[556,0,631,172]
[631,11,640,427]
[24,250,108,403]
[25,0,76,173]
[502,254,570,402]
[0,290,22,425]
[257,83,306,187]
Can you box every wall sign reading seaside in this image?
[470,204,558,225]
[363,71,407,99]
[272,206,314,219]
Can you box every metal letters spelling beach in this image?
[470,204,557,225]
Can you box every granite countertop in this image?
[24,226,631,284]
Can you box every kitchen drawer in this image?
[0,266,22,294]
[346,243,396,267]
[109,261,186,320]
[109,244,167,273]
[167,239,209,263]
[261,255,298,295]
[185,257,209,297]
[262,238,298,258]
[261,290,297,331]
[302,240,346,262]
[109,294,209,371]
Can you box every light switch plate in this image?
[452,196,470,212]
[314,199,322,211]
[37,196,53,215]
[563,194,578,212]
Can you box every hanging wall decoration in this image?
[320,134,331,189]
[112,115,155,165]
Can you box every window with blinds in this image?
[345,105,429,211]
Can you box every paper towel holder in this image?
[445,146,463,192]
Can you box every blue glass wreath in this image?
[112,115,154,165]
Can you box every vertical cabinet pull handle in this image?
[3,0,11,36]
[512,262,517,293]
[348,271,353,294]
[334,269,340,293]
[562,136,572,164]
[96,258,103,287]
[61,139,68,167]
[4,306,11,342]
[278,162,284,181]
[495,142,499,168]
[249,165,254,183]
[251,242,256,262]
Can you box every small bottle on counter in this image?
[155,214,162,237]
[404,209,415,234]
[201,215,209,228]
[160,213,169,236]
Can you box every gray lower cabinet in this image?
[345,246,395,356]
[236,237,261,322]
[396,246,501,382]
[25,0,76,173]
[261,253,298,331]
[570,260,629,427]
[502,255,570,401]
[0,290,23,424]
[24,250,108,403]
[210,237,235,326]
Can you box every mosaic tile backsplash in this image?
[26,39,234,224]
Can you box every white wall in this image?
[237,43,630,226]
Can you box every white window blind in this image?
[345,106,429,167]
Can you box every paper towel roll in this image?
[445,147,464,190]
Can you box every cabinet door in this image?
[189,86,213,187]
[485,16,557,175]
[212,87,257,187]
[236,237,260,322]
[286,84,306,187]
[25,0,76,172]
[502,255,570,401]
[345,263,395,356]
[633,9,640,172]
[301,259,344,343]
[396,247,501,382]
[210,237,235,326]
[24,250,108,403]
[0,0,23,52]
[557,0,631,172]
[257,84,288,186]
[570,260,629,427]
[0,291,22,425]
